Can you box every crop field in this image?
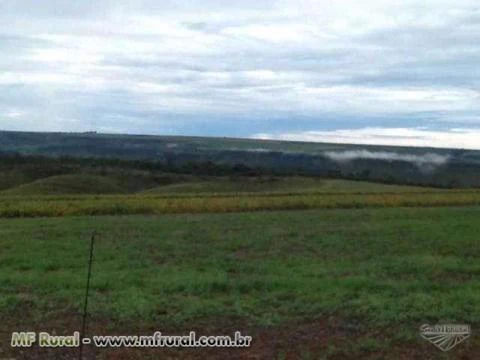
[0,189,479,219]
[1,175,480,359]
[0,176,480,219]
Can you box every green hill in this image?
[2,130,480,188]
[142,177,432,195]
[2,174,126,195]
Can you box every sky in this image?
[1,0,479,149]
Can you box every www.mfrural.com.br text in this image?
[11,331,252,349]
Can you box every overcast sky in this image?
[1,0,479,148]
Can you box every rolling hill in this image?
[2,174,126,195]
[1,130,480,188]
[142,177,432,195]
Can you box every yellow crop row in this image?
[0,191,479,218]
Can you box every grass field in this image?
[141,177,432,194]
[1,177,480,359]
[2,175,434,196]
[1,206,480,359]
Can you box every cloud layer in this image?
[0,0,479,147]
[254,127,480,150]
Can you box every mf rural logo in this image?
[420,324,471,352]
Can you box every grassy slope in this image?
[142,177,432,194]
[1,175,433,197]
[2,174,126,195]
[1,208,479,345]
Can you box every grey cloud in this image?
[0,0,480,140]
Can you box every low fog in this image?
[324,150,451,171]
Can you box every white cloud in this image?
[30,47,103,65]
[253,127,480,150]
[4,109,27,118]
[222,24,325,43]
[0,0,480,137]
